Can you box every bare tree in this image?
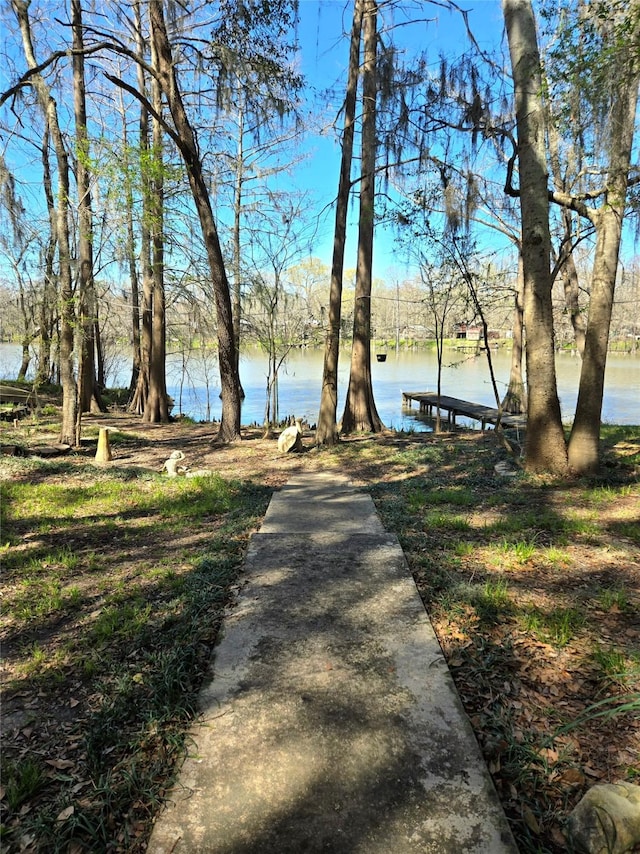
[72,0,104,428]
[12,0,78,445]
[419,261,466,432]
[502,0,569,474]
[243,191,316,432]
[341,0,384,435]
[128,0,154,416]
[317,0,364,445]
[562,2,640,474]
[145,1,242,439]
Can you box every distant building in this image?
[454,322,482,341]
[454,322,510,341]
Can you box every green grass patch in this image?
[596,586,631,612]
[497,539,537,565]
[91,598,153,645]
[155,474,237,519]
[591,644,640,690]
[487,507,569,543]
[433,578,513,625]
[612,518,640,544]
[9,578,65,621]
[3,758,46,811]
[541,546,571,568]
[519,606,586,648]
[423,486,476,506]
[1,452,272,852]
[424,511,471,532]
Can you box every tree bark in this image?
[117,81,142,397]
[13,0,77,444]
[232,103,245,389]
[502,0,568,474]
[72,0,103,425]
[149,0,241,440]
[143,42,169,425]
[501,252,527,414]
[316,0,363,444]
[568,56,639,473]
[129,0,152,416]
[546,94,587,357]
[37,124,56,386]
[557,208,587,356]
[341,0,384,435]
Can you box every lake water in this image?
[1,343,638,430]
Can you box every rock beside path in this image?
[567,782,640,854]
[277,419,303,453]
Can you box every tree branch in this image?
[549,189,597,222]
[103,71,184,155]
[0,41,140,107]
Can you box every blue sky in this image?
[289,0,509,277]
[0,0,510,284]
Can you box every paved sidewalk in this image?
[148,472,518,853]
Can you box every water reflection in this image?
[1,344,638,429]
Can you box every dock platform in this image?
[402,391,527,431]
[0,385,33,421]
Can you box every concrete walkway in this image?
[148,472,518,853]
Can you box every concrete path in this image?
[148,472,518,853]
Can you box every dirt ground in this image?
[69,412,357,483]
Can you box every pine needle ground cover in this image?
[1,414,638,853]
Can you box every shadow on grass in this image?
[1,428,638,853]
[1,466,272,852]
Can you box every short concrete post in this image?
[95,427,112,462]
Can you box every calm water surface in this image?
[1,344,638,429]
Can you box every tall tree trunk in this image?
[316,0,363,445]
[94,315,104,388]
[119,79,142,398]
[121,98,146,397]
[129,0,152,415]
[502,0,568,474]
[37,124,57,387]
[341,0,383,435]
[13,0,77,444]
[126,199,142,397]
[557,208,587,356]
[232,102,245,397]
[568,59,639,473]
[546,96,587,357]
[149,0,241,441]
[501,252,527,414]
[143,49,169,424]
[72,0,103,426]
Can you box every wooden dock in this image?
[0,384,33,421]
[402,391,527,431]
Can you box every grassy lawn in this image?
[1,416,638,853]
[336,426,640,853]
[1,446,272,852]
